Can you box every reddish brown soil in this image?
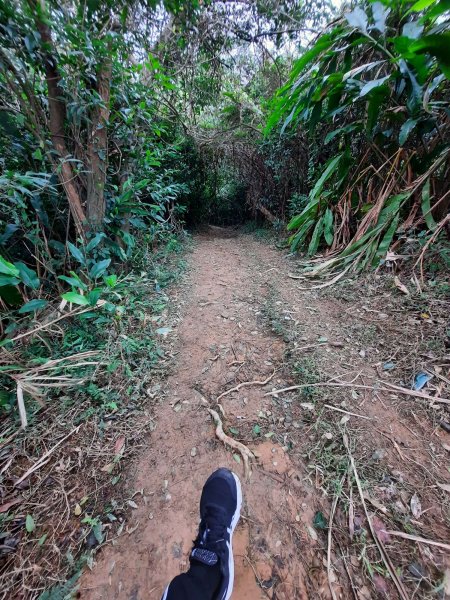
[79,231,450,600]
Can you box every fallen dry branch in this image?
[216,370,276,403]
[343,433,409,600]
[291,264,352,290]
[206,408,255,479]
[14,425,80,488]
[384,530,450,551]
[380,380,450,405]
[266,380,450,405]
[16,384,27,429]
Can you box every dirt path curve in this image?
[81,232,326,600]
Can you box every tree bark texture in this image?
[86,55,112,229]
[33,0,87,237]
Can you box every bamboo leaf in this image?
[421,180,437,231]
[0,256,20,277]
[18,299,48,313]
[308,216,324,256]
[359,76,391,97]
[67,242,86,265]
[399,118,418,145]
[323,208,334,245]
[310,154,343,201]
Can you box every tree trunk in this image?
[257,203,278,224]
[86,55,112,229]
[32,0,87,238]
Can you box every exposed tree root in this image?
[206,408,255,480]
[216,370,276,403]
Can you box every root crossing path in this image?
[81,232,322,599]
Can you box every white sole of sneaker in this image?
[224,471,242,600]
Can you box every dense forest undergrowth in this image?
[0,0,449,597]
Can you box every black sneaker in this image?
[191,468,242,600]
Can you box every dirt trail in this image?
[80,231,450,600]
[81,232,325,600]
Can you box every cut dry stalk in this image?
[344,433,409,600]
[266,380,450,405]
[8,307,93,343]
[323,404,371,420]
[16,384,27,429]
[384,530,450,551]
[206,408,255,480]
[216,370,275,403]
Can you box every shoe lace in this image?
[194,505,228,552]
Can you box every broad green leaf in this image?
[366,86,389,134]
[86,233,106,252]
[287,199,319,231]
[323,208,334,246]
[310,154,342,201]
[88,289,102,306]
[58,275,88,291]
[0,256,20,277]
[399,118,418,145]
[290,219,315,251]
[61,292,89,306]
[359,76,390,97]
[15,263,40,290]
[26,514,35,533]
[308,216,324,256]
[104,274,117,288]
[324,124,360,144]
[89,259,111,280]
[409,0,436,10]
[0,276,21,287]
[410,33,450,79]
[18,299,48,313]
[67,242,85,265]
[375,214,399,262]
[421,180,437,230]
[343,60,386,81]
[0,224,19,245]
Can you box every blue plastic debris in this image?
[413,372,432,391]
[383,361,395,371]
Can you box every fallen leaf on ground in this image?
[373,574,388,594]
[101,463,114,473]
[363,493,387,514]
[394,276,409,295]
[437,483,450,493]
[371,516,390,542]
[0,498,22,513]
[114,436,125,456]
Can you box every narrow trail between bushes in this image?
[80,230,450,600]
